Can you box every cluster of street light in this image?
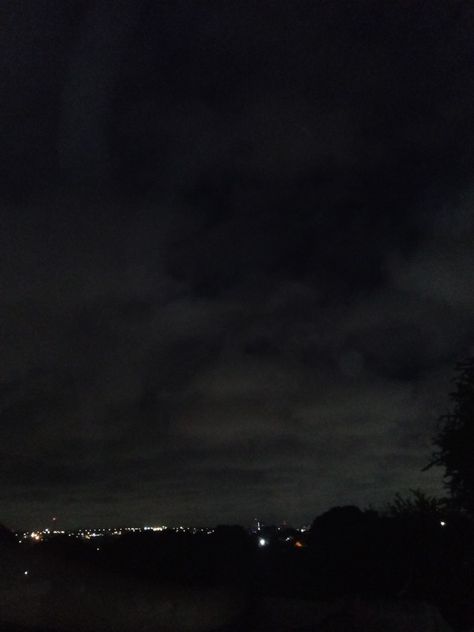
[16,521,315,547]
[16,525,216,543]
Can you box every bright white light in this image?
[24,571,29,576]
[258,538,268,547]
[440,521,446,527]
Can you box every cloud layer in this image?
[1,1,473,528]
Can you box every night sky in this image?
[1,1,473,529]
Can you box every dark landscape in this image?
[1,1,474,630]
[2,488,474,631]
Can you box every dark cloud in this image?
[1,1,473,529]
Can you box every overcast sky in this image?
[1,1,473,529]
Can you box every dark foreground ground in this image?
[2,514,474,631]
[0,596,456,632]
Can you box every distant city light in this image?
[440,521,446,527]
[13,523,281,543]
[24,570,29,575]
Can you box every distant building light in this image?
[258,538,268,547]
[24,570,29,575]
[440,521,446,527]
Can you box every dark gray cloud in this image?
[0,1,473,529]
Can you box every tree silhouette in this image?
[426,358,474,514]
[387,489,445,519]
